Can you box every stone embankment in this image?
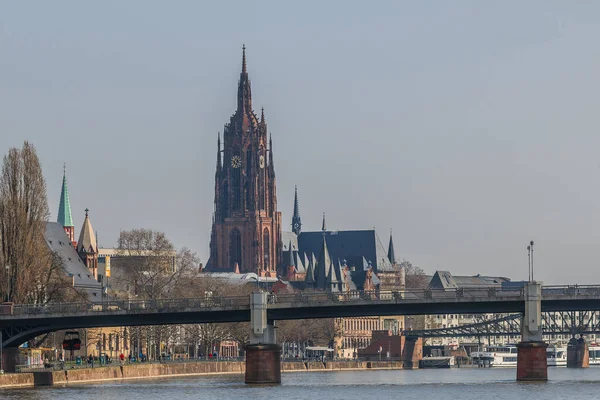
[0,360,404,388]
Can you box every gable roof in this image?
[428,270,511,289]
[45,222,102,293]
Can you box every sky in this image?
[1,1,599,285]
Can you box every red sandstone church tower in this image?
[207,46,282,276]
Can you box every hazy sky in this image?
[1,1,599,285]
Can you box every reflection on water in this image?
[3,368,600,400]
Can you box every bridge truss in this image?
[404,311,600,338]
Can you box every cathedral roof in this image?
[57,169,74,227]
[314,236,332,288]
[297,229,393,272]
[77,209,98,254]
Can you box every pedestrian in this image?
[119,353,125,364]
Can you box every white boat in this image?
[547,345,567,367]
[588,345,600,365]
[471,344,518,367]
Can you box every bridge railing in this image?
[270,287,525,306]
[7,295,251,317]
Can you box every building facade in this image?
[207,46,282,276]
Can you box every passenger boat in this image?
[588,344,600,365]
[547,345,567,367]
[471,344,518,367]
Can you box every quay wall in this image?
[0,360,404,388]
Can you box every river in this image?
[2,368,600,399]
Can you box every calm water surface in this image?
[3,368,600,400]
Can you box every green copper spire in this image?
[57,165,74,227]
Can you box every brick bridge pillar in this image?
[517,282,547,381]
[245,292,281,384]
[1,347,20,373]
[401,336,422,369]
[567,340,589,368]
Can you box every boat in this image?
[589,344,600,365]
[471,344,518,367]
[547,345,567,367]
[419,356,455,369]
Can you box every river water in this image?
[3,368,600,400]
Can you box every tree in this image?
[0,141,72,303]
[401,260,430,289]
[114,229,198,299]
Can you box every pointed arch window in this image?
[229,229,242,269]
[263,228,270,270]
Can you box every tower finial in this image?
[242,44,247,74]
[322,212,327,232]
[85,208,89,217]
[260,107,265,124]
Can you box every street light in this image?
[530,241,535,281]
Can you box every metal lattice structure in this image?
[404,311,600,338]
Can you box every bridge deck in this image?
[1,286,600,347]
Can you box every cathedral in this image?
[206,46,282,276]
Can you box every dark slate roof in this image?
[282,231,298,252]
[428,270,511,290]
[45,222,102,298]
[297,230,393,272]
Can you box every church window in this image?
[263,229,270,269]
[229,229,242,269]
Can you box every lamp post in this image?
[530,240,535,281]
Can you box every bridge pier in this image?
[517,282,547,381]
[567,340,589,368]
[1,347,19,373]
[245,292,280,384]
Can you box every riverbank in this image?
[0,360,404,388]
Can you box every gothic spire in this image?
[292,185,302,236]
[57,164,74,228]
[321,212,327,232]
[260,107,265,124]
[242,44,247,74]
[216,131,222,171]
[268,133,275,174]
[77,209,98,254]
[388,229,397,265]
[237,44,252,113]
[287,240,295,267]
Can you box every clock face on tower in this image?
[231,155,241,168]
[259,155,265,169]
